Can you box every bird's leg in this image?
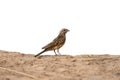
[57,49,61,55]
[54,50,57,55]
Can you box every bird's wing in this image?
[42,37,58,49]
[42,35,65,49]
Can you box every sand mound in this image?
[0,50,120,80]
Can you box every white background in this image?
[0,0,120,55]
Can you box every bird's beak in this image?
[67,29,70,32]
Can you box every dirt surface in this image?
[0,50,120,80]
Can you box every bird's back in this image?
[42,34,66,50]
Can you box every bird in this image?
[34,28,69,57]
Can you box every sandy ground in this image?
[0,50,120,80]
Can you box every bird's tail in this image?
[34,50,46,57]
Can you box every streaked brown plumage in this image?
[34,28,69,57]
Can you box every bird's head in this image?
[60,28,69,35]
